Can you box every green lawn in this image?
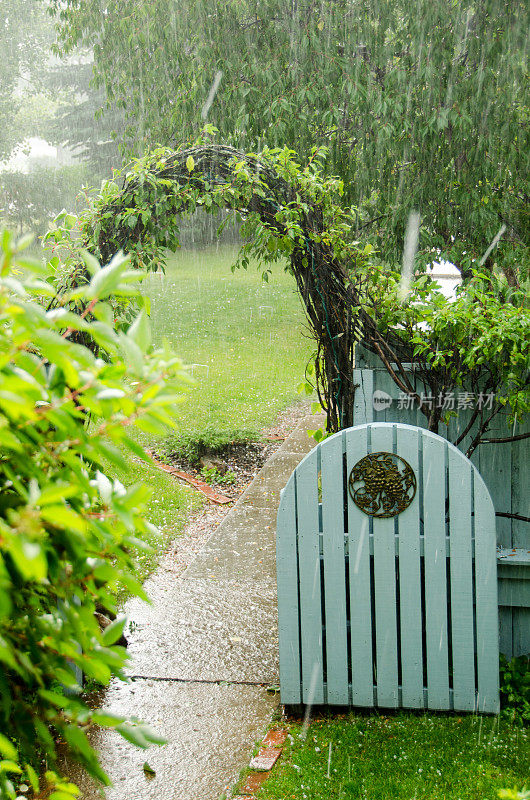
[252,713,529,800]
[142,244,313,458]
[103,243,312,591]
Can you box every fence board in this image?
[321,432,349,703]
[423,434,450,709]
[474,472,500,713]
[353,368,374,424]
[276,478,301,704]
[512,433,530,548]
[448,446,476,711]
[346,425,374,706]
[396,425,424,708]
[296,447,325,704]
[370,425,399,708]
[480,418,512,547]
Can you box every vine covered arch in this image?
[65,141,527,448]
[77,143,378,431]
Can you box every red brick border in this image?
[232,728,288,798]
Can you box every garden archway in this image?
[73,141,528,452]
[79,143,375,432]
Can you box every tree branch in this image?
[495,512,530,523]
[479,431,530,444]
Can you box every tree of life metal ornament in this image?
[348,452,417,518]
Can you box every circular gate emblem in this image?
[348,452,416,518]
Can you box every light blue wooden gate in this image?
[276,422,500,713]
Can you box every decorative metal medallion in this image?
[348,452,416,518]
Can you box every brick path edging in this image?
[231,728,288,798]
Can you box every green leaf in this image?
[186,155,195,173]
[0,761,22,774]
[92,712,123,728]
[9,538,47,581]
[40,506,87,535]
[81,250,100,276]
[39,485,79,506]
[24,763,39,793]
[116,724,150,749]
[128,310,151,351]
[86,252,131,300]
[101,616,128,646]
[0,735,16,761]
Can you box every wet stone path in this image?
[70,413,322,800]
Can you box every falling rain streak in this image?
[201,70,223,121]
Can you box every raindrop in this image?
[201,71,223,121]
[398,210,420,302]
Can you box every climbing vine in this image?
[48,132,529,446]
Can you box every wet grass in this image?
[99,243,310,592]
[143,244,313,458]
[254,712,529,800]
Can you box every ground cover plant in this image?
[142,244,313,459]
[252,712,529,800]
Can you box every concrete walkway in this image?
[72,412,322,800]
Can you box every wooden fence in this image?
[352,347,529,659]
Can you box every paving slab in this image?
[124,577,279,682]
[184,506,277,582]
[66,680,278,800]
[237,452,305,510]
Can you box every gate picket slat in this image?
[474,473,500,713]
[396,426,424,708]
[370,425,399,708]
[347,426,374,706]
[448,447,476,711]
[423,434,450,709]
[276,478,301,704]
[296,447,325,704]
[321,432,349,704]
[353,369,374,424]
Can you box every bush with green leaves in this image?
[499,654,530,725]
[0,230,191,799]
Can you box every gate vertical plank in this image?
[512,433,530,548]
[423,434,450,709]
[353,369,374,424]
[276,477,301,704]
[479,416,511,547]
[346,426,374,706]
[296,447,325,704]
[396,425,424,708]
[321,432,349,704]
[448,447,476,711]
[474,473,500,713]
[370,424,399,708]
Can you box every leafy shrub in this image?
[0,230,191,798]
[499,654,530,725]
